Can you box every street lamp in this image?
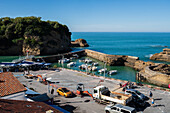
[104,61,106,80]
[86,63,88,74]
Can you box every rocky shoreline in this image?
[150,48,170,62]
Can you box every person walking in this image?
[151,98,155,106]
[149,91,153,99]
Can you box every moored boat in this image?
[108,70,117,75]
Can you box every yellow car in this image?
[57,87,72,97]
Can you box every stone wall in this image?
[85,49,139,67]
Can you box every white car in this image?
[105,104,136,113]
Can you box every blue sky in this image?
[0,0,170,32]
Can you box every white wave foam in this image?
[150,45,168,47]
[145,54,153,58]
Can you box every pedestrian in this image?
[119,83,122,87]
[151,98,154,106]
[149,91,153,99]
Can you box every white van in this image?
[105,104,136,113]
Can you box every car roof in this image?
[126,89,137,92]
[114,104,135,111]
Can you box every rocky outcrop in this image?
[151,64,170,75]
[71,39,89,47]
[137,66,170,87]
[134,60,156,71]
[22,31,71,56]
[150,48,170,62]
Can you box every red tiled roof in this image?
[0,99,63,113]
[0,72,27,97]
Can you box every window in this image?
[120,109,130,113]
[111,107,117,110]
[26,105,32,107]
[94,89,97,93]
[51,89,54,94]
[62,88,70,93]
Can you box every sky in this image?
[0,0,170,32]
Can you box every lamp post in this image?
[86,63,88,75]
[104,61,106,80]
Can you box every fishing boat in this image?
[58,58,70,63]
[108,70,117,75]
[79,64,87,70]
[92,62,99,66]
[88,66,98,71]
[84,58,92,63]
[67,62,76,67]
[98,68,107,73]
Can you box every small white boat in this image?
[58,58,70,63]
[79,59,84,62]
[91,66,98,71]
[70,57,75,60]
[98,68,107,73]
[72,54,79,58]
[108,70,117,75]
[88,65,97,71]
[84,58,93,63]
[67,62,76,67]
[92,62,98,66]
[79,64,87,70]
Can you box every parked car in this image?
[105,104,136,113]
[125,89,147,100]
[57,87,73,97]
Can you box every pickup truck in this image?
[93,85,132,105]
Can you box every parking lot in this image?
[15,69,170,113]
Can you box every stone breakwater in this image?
[150,48,170,62]
[37,49,170,87]
[85,49,139,68]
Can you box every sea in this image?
[0,32,170,82]
[72,32,170,63]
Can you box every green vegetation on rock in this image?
[0,16,71,46]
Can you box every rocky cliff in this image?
[150,48,170,62]
[0,16,71,56]
[23,31,71,55]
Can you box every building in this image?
[0,72,27,100]
[0,99,63,113]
